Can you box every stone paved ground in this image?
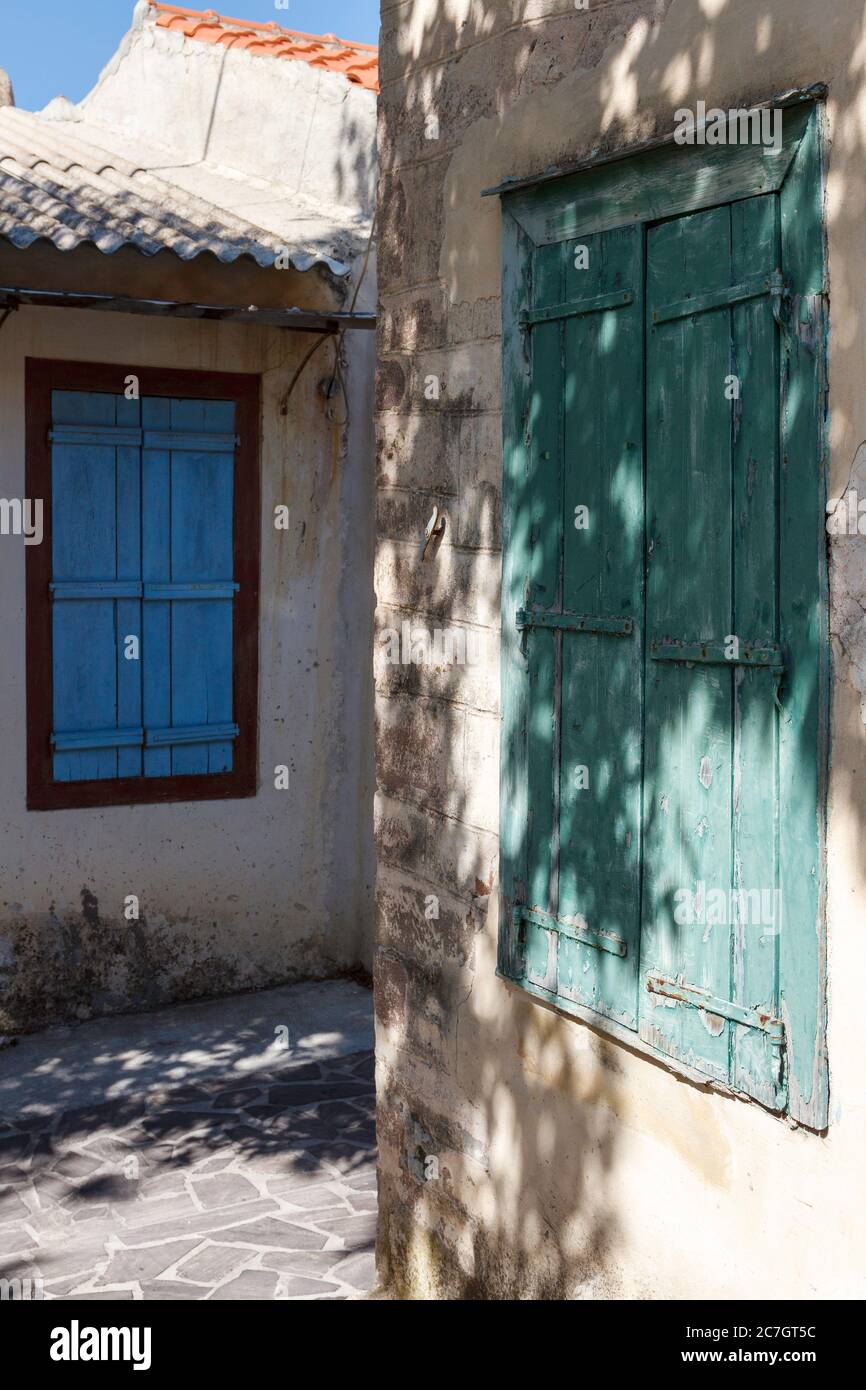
[0,980,377,1300]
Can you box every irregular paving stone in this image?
[141,1113,224,1140]
[0,1187,30,1223]
[330,1250,377,1288]
[346,1191,377,1214]
[311,1213,378,1248]
[31,1173,78,1205]
[260,1251,342,1277]
[158,1085,212,1104]
[344,1170,378,1191]
[315,1101,375,1126]
[60,1289,136,1300]
[70,1204,112,1224]
[140,1280,208,1300]
[72,1174,139,1206]
[270,1081,373,1107]
[117,1192,200,1228]
[191,1155,236,1176]
[209,1269,280,1300]
[56,1101,145,1138]
[0,1224,38,1256]
[0,1134,32,1163]
[267,1062,323,1083]
[210,1088,262,1110]
[0,1165,28,1186]
[139,1171,187,1199]
[192,1173,261,1210]
[94,1240,201,1286]
[81,1138,141,1164]
[223,1125,267,1146]
[324,1050,372,1072]
[175,1243,248,1283]
[272,1184,345,1211]
[116,1198,279,1246]
[217,1218,329,1251]
[351,1055,375,1082]
[276,1274,341,1298]
[51,1152,103,1181]
[25,1238,110,1280]
[262,1166,339,1197]
[321,1145,377,1175]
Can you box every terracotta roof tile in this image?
[150,3,379,92]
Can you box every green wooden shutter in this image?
[641,196,785,1105]
[498,101,828,1125]
[501,224,644,1029]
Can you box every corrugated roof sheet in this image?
[151,4,380,92]
[0,105,352,275]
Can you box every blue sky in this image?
[2,1,381,112]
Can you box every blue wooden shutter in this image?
[50,390,238,782]
[141,397,238,777]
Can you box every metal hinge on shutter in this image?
[651,270,789,325]
[646,973,784,1045]
[517,608,633,637]
[650,637,786,706]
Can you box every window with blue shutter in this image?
[496,101,829,1127]
[27,361,260,811]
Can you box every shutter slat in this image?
[641,203,735,1084]
[141,397,172,778]
[167,398,236,776]
[51,388,120,782]
[557,223,644,1029]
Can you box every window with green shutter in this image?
[494,98,828,1127]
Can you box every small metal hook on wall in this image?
[422,506,446,562]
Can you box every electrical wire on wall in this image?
[279,209,377,487]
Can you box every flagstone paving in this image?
[0,981,377,1300]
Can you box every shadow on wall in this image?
[373,0,863,1298]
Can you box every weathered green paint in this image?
[497,103,812,248]
[498,104,828,1126]
[777,105,829,1129]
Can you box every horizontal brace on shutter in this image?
[49,426,239,451]
[51,581,142,600]
[49,425,144,447]
[517,608,633,637]
[646,972,784,1043]
[651,271,784,324]
[521,289,634,327]
[51,723,239,751]
[144,583,239,600]
[50,582,239,601]
[142,430,239,453]
[650,638,785,672]
[52,727,144,751]
[146,723,239,746]
[514,904,627,958]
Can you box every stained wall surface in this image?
[0,288,376,1031]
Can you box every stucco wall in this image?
[375,0,866,1299]
[0,290,376,1031]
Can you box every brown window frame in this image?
[25,357,261,812]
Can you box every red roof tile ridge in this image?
[150,4,379,61]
